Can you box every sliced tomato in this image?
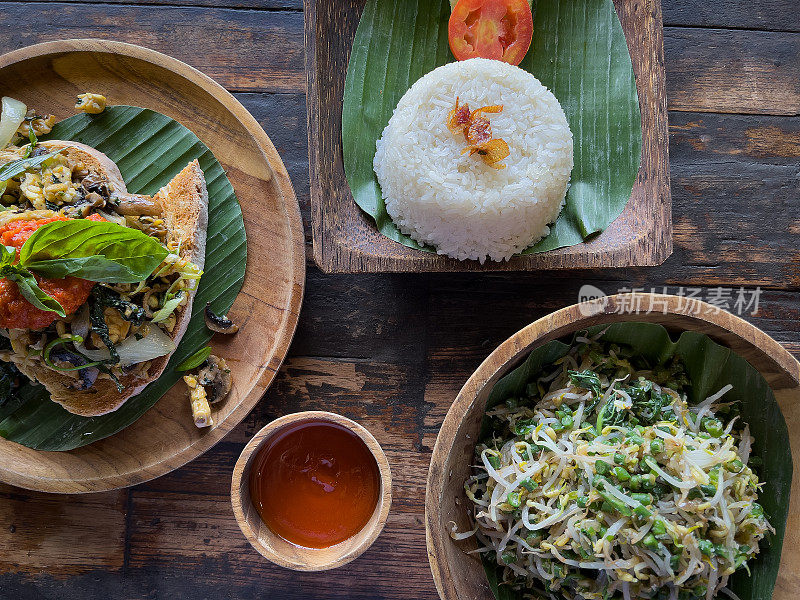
[448,0,533,66]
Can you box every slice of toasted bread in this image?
[39,140,127,193]
[10,143,208,416]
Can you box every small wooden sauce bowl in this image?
[231,411,392,571]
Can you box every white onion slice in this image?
[75,324,175,367]
[0,97,27,150]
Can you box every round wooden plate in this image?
[426,293,800,600]
[0,39,305,493]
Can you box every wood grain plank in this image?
[0,4,797,117]
[669,111,800,160]
[0,486,126,576]
[29,0,301,7]
[288,271,430,360]
[663,0,800,32]
[665,27,800,115]
[662,114,800,286]
[421,281,800,356]
[11,0,799,34]
[0,4,304,93]
[0,572,129,598]
[127,490,437,599]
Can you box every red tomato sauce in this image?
[0,215,99,330]
[249,420,381,549]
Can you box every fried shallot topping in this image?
[446,98,509,169]
[463,139,511,166]
[447,98,472,134]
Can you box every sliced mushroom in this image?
[111,193,161,216]
[84,191,106,207]
[196,355,232,404]
[64,191,107,219]
[204,303,239,334]
[80,173,112,198]
[73,366,100,391]
[49,347,100,390]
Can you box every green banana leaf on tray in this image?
[0,106,246,452]
[343,0,642,254]
[477,322,791,600]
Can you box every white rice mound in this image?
[373,58,573,263]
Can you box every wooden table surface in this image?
[1,1,798,598]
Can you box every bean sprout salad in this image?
[457,335,772,600]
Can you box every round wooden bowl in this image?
[231,411,392,571]
[0,40,305,493]
[425,293,800,600]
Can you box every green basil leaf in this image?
[0,245,16,267]
[19,220,168,283]
[175,346,211,372]
[25,256,152,283]
[0,150,62,182]
[4,268,66,317]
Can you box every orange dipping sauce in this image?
[249,420,380,549]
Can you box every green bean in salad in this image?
[455,335,772,600]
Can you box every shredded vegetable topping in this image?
[459,336,772,600]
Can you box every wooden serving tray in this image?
[304,0,671,273]
[0,40,305,493]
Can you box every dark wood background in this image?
[1,1,799,598]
